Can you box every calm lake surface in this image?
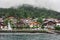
[0,33,60,40]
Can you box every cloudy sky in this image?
[0,0,60,12]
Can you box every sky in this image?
[0,0,60,12]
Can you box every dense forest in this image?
[0,4,60,19]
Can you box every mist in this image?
[0,0,60,12]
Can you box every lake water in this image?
[0,33,60,40]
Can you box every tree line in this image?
[0,4,60,19]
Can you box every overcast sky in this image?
[0,0,60,12]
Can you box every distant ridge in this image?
[0,4,60,19]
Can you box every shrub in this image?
[41,26,44,29]
[54,25,60,30]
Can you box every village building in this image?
[20,18,32,24]
[1,24,8,30]
[16,21,25,28]
[43,18,56,29]
[43,18,55,21]
[0,18,8,30]
[19,18,40,28]
[43,18,60,26]
[56,20,60,26]
[0,18,4,29]
[8,16,17,24]
[29,21,40,28]
[43,21,56,29]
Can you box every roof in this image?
[0,18,3,22]
[30,22,40,25]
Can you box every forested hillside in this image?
[0,4,60,19]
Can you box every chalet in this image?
[16,21,25,28]
[20,18,40,28]
[1,24,8,30]
[20,18,32,25]
[0,18,3,22]
[29,21,40,28]
[8,16,17,24]
[0,18,4,29]
[43,18,55,21]
[56,20,60,26]
[1,22,12,30]
[43,20,56,29]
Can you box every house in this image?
[43,18,60,29]
[16,21,25,28]
[0,18,3,22]
[0,18,4,29]
[43,18,56,29]
[29,21,40,28]
[20,18,41,28]
[43,18,55,21]
[1,24,8,30]
[43,20,56,29]
[8,16,17,24]
[20,17,41,27]
[20,18,32,25]
[0,18,10,30]
[0,23,12,30]
[56,20,60,26]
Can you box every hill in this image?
[0,4,60,19]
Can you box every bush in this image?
[41,26,44,29]
[31,26,39,29]
[54,25,60,30]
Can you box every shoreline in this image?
[0,30,54,34]
[0,30,60,34]
[0,32,55,36]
